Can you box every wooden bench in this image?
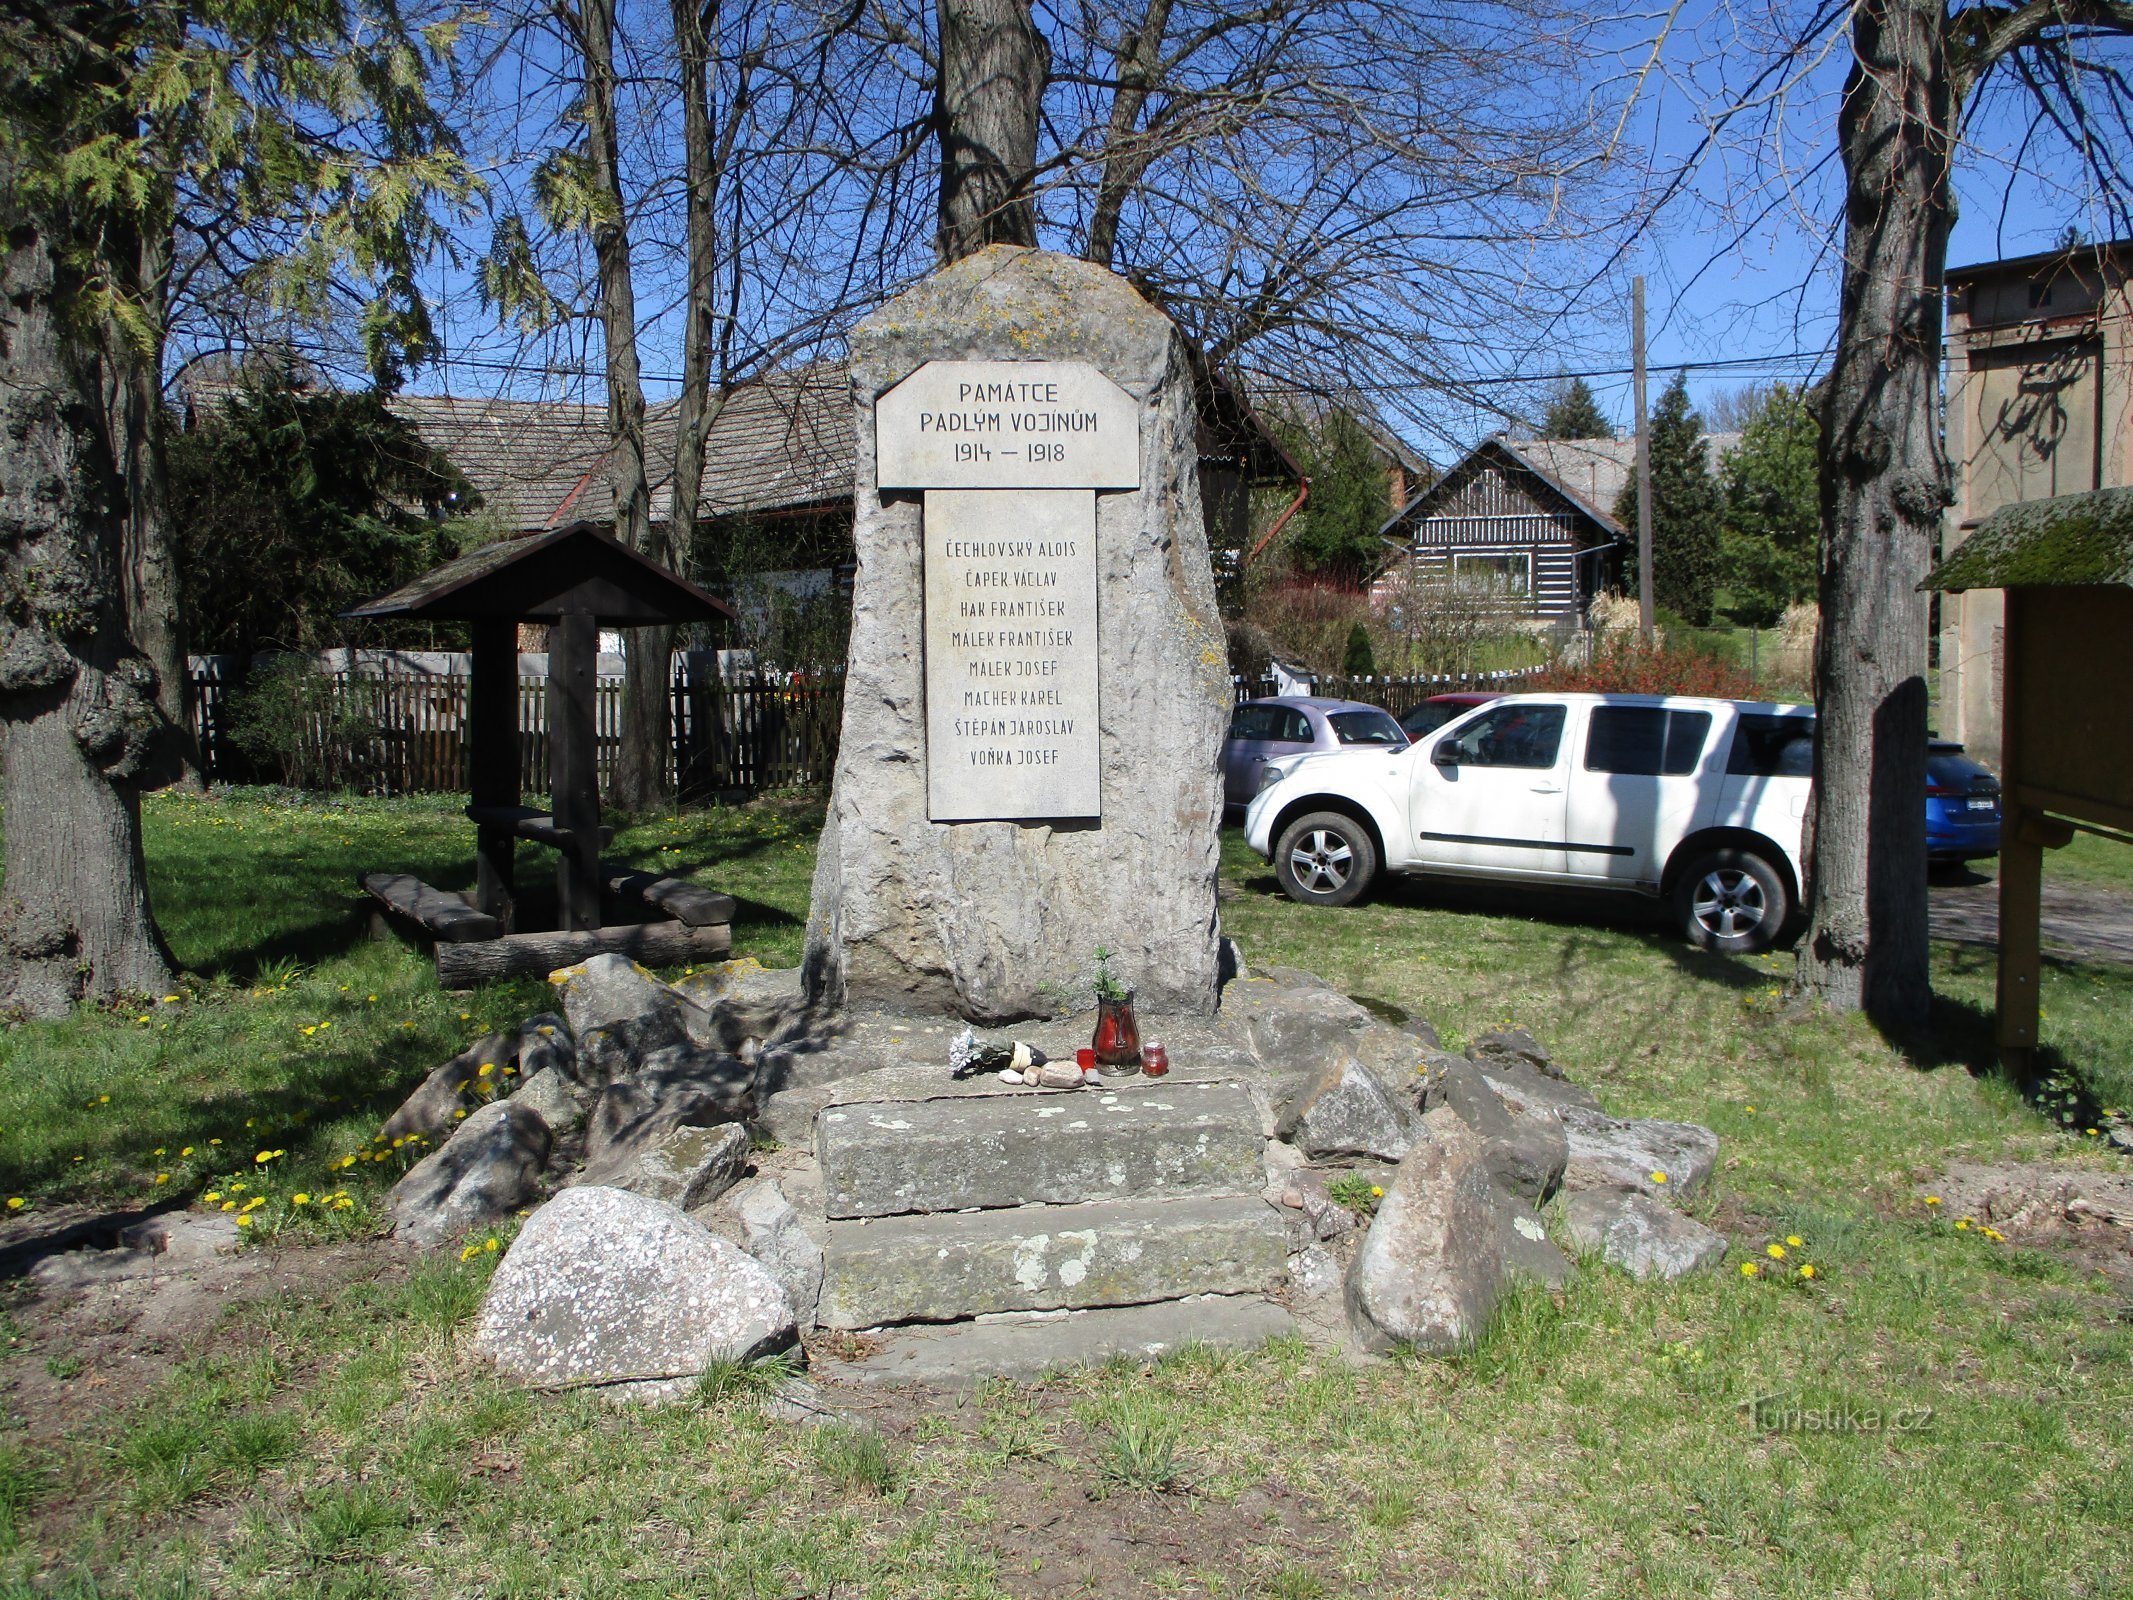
[360,873,501,943]
[602,867,736,928]
[465,804,616,851]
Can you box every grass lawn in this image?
[0,789,2127,1598]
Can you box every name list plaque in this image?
[878,360,1140,822]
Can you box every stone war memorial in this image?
[292,246,1732,1393]
[803,244,1233,1022]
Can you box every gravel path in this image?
[1930,876,2133,966]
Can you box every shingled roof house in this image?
[1369,432,1736,625]
[388,360,1297,576]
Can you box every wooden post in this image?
[468,618,520,928]
[1996,588,2037,1074]
[550,609,603,931]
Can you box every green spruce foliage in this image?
[1279,411,1396,584]
[168,371,476,657]
[1717,383,1821,625]
[1538,377,1613,440]
[1342,621,1378,677]
[1616,374,1724,626]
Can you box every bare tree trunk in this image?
[1796,0,1951,1025]
[1,196,178,1016]
[106,214,202,789]
[1083,0,1171,269]
[578,0,667,812]
[670,0,720,599]
[936,0,1047,261]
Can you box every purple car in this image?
[1222,696,1408,810]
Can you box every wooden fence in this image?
[1230,667,1541,718]
[191,666,844,797]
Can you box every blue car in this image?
[1926,740,2002,863]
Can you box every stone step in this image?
[816,1080,1265,1219]
[828,1296,1298,1386]
[817,1194,1288,1330]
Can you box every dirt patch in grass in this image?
[2,1229,402,1434]
[1923,1160,2133,1285]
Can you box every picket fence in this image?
[191,665,843,797]
[188,662,1541,797]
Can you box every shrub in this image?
[1532,637,1764,699]
[228,656,381,791]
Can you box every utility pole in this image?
[1632,274,1654,643]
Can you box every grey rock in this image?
[1289,1245,1342,1299]
[1419,1057,1567,1204]
[1559,1107,1720,1199]
[1276,1055,1415,1163]
[1499,1201,1574,1289]
[1399,1013,1441,1050]
[381,1031,515,1142]
[551,953,711,1045]
[1228,978,1375,1075]
[515,1013,579,1084]
[1350,1025,1435,1107]
[1344,1109,1508,1354]
[1564,1189,1728,1280]
[585,1121,750,1210]
[1286,1169,1361,1241]
[390,1101,551,1251]
[736,1179,825,1327]
[31,1247,161,1291]
[832,1296,1295,1387]
[582,1046,754,1176]
[513,1066,585,1133]
[475,1186,794,1402]
[118,1211,241,1264]
[1476,1059,1604,1116]
[818,1081,1263,1219]
[576,1014,698,1089]
[1467,1027,1561,1079]
[817,1193,1287,1328]
[802,246,1230,1022]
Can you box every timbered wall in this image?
[1370,449,1602,620]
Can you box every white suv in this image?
[1241,693,1814,952]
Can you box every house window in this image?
[1450,551,1533,596]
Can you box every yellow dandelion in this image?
[153,1147,165,1157]
[220,1201,235,1212]
[1956,1218,1972,1230]
[1369,1185,1385,1198]
[459,1244,478,1262]
[1767,1243,1787,1260]
[5,1198,22,1210]
[1924,1195,1942,1206]
[2085,1128,2100,1137]
[255,1150,274,1164]
[209,1138,222,1146]
[454,1109,467,1120]
[180,1147,192,1157]
[292,1193,310,1206]
[161,995,179,1004]
[367,995,377,1003]
[477,1062,495,1078]
[98,1095,110,1105]
[235,1214,253,1228]
[484,1238,499,1252]
[1649,1171,1668,1185]
[1740,1262,1759,1277]
[1785,1235,1803,1248]
[154,1173,169,1185]
[1798,1264,1816,1279]
[204,1192,221,1203]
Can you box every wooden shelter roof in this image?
[343,521,737,625]
[1927,486,2133,591]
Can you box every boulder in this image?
[513,1066,585,1134]
[1344,1109,1510,1353]
[1276,1055,1415,1163]
[1229,978,1375,1074]
[475,1186,795,1402]
[118,1211,242,1265]
[1467,1027,1562,1079]
[390,1101,551,1251]
[1559,1108,1720,1199]
[1419,1057,1567,1204]
[576,1014,698,1089]
[1350,1025,1435,1106]
[380,1031,516,1143]
[1500,1202,1574,1289]
[1281,1168,1361,1242]
[583,1121,750,1210]
[1563,1189,1728,1280]
[583,1047,754,1178]
[515,1013,580,1084]
[1475,1058,1604,1117]
[551,953,711,1045]
[802,248,1232,1022]
[735,1179,825,1327]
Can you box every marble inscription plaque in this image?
[878,360,1139,490]
[924,489,1100,820]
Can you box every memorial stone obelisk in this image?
[803,246,1230,1021]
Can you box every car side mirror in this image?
[1432,745,1460,768]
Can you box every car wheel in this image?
[1675,848,1788,954]
[1274,811,1377,907]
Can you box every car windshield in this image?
[1328,709,1407,746]
[1399,702,1465,737]
[1928,748,1997,790]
